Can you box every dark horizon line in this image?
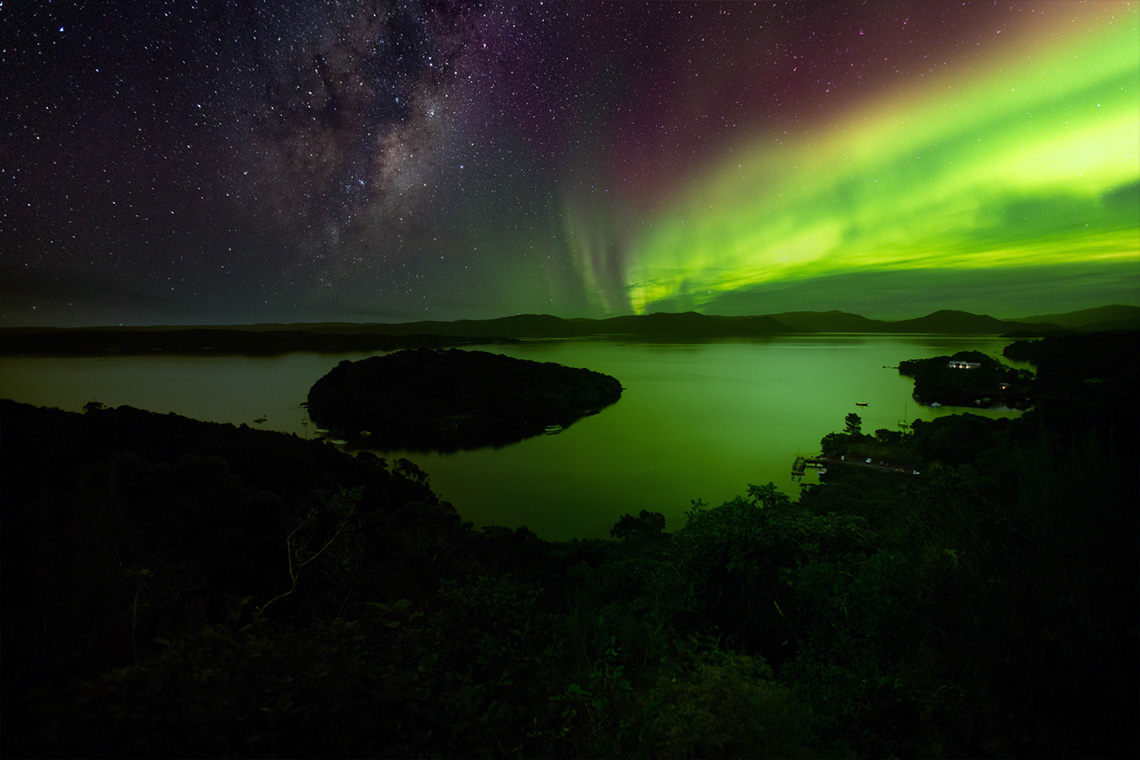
[4,303,1140,334]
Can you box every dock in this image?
[791,456,828,477]
[793,455,919,478]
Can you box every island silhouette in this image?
[305,348,624,451]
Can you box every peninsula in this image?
[898,350,1035,409]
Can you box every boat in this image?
[855,402,868,407]
[544,424,563,435]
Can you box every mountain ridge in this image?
[5,306,1129,355]
[1013,304,1140,330]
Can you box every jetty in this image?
[793,455,919,478]
[791,456,829,478]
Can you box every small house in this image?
[947,360,981,369]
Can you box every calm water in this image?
[1,336,1023,540]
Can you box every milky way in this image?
[3,1,1137,326]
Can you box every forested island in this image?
[306,348,624,450]
[1,331,1137,758]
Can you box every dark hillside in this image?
[0,327,511,355]
[596,311,788,336]
[0,400,456,757]
[1015,303,1140,329]
[1004,331,1140,446]
[890,309,1057,334]
[5,307,1116,355]
[2,330,1136,759]
[764,310,886,332]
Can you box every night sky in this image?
[3,0,1138,326]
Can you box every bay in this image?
[0,335,1023,540]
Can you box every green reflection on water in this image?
[372,337,1022,540]
[1,336,1021,540]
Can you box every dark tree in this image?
[611,510,666,540]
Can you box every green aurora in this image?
[5,1,1138,325]
[621,6,1139,317]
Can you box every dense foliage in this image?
[2,332,1137,758]
[306,348,623,450]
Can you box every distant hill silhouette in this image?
[744,309,1062,335]
[365,311,789,338]
[764,310,886,332]
[597,312,788,336]
[6,306,1124,355]
[0,327,510,355]
[1014,304,1140,332]
[328,310,1054,338]
[885,310,1054,334]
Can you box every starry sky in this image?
[3,0,1138,326]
